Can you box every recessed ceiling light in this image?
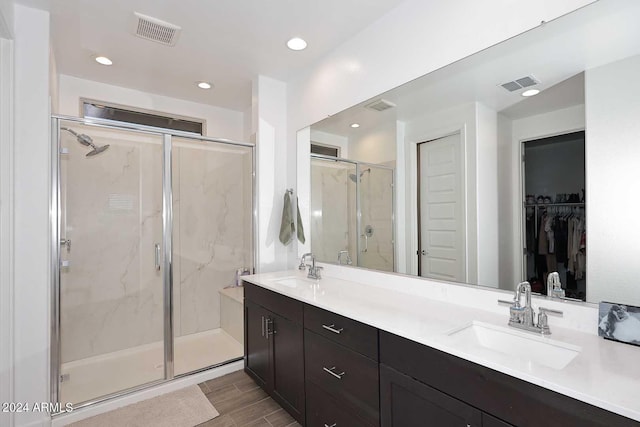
[95,56,113,66]
[522,89,540,97]
[287,37,307,51]
[197,82,212,89]
[350,123,360,128]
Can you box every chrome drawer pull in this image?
[322,324,344,334]
[324,424,337,427]
[323,366,345,379]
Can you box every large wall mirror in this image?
[299,0,640,306]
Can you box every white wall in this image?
[58,75,245,141]
[13,4,51,427]
[0,0,13,38]
[292,0,595,262]
[348,120,396,165]
[0,34,15,427]
[496,113,513,290]
[310,129,349,159]
[253,75,291,273]
[585,55,640,306]
[475,103,499,287]
[49,46,58,114]
[500,104,585,288]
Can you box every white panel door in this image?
[418,133,466,281]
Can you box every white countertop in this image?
[243,269,640,423]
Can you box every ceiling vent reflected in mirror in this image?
[500,75,540,92]
[132,12,182,46]
[365,99,396,112]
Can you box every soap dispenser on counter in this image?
[547,272,565,299]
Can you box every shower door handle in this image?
[154,244,161,271]
[361,234,368,253]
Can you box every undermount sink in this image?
[269,276,317,288]
[444,321,581,370]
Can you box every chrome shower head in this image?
[348,168,371,182]
[61,127,109,157]
[86,144,110,157]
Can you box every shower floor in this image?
[60,328,243,405]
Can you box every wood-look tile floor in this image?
[196,370,302,427]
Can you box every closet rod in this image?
[525,202,585,207]
[527,202,585,241]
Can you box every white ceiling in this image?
[313,0,640,138]
[42,0,405,112]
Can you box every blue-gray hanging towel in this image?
[279,191,295,245]
[296,196,305,244]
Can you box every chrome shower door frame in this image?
[50,115,256,413]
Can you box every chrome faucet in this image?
[337,250,353,265]
[299,253,323,280]
[499,281,563,335]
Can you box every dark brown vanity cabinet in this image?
[244,283,305,423]
[380,331,639,427]
[304,305,380,427]
[380,363,484,427]
[244,282,639,427]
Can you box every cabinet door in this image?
[245,299,270,387]
[380,364,482,427]
[271,312,305,423]
[483,414,514,427]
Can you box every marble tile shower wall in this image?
[60,129,252,363]
[172,139,253,338]
[359,167,394,272]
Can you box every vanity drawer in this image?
[305,330,379,424]
[304,303,378,360]
[244,281,303,323]
[306,380,375,427]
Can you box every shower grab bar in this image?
[154,244,161,271]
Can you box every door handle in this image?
[361,234,368,253]
[421,249,428,256]
[154,243,161,271]
[261,315,265,337]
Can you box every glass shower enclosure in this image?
[51,116,254,409]
[310,155,394,271]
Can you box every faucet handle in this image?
[315,266,323,279]
[498,299,520,308]
[538,307,563,317]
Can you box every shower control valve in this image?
[60,238,71,253]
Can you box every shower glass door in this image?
[171,136,254,375]
[57,120,166,405]
[310,157,357,265]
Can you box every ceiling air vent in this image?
[500,75,540,92]
[365,99,396,112]
[132,12,181,46]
